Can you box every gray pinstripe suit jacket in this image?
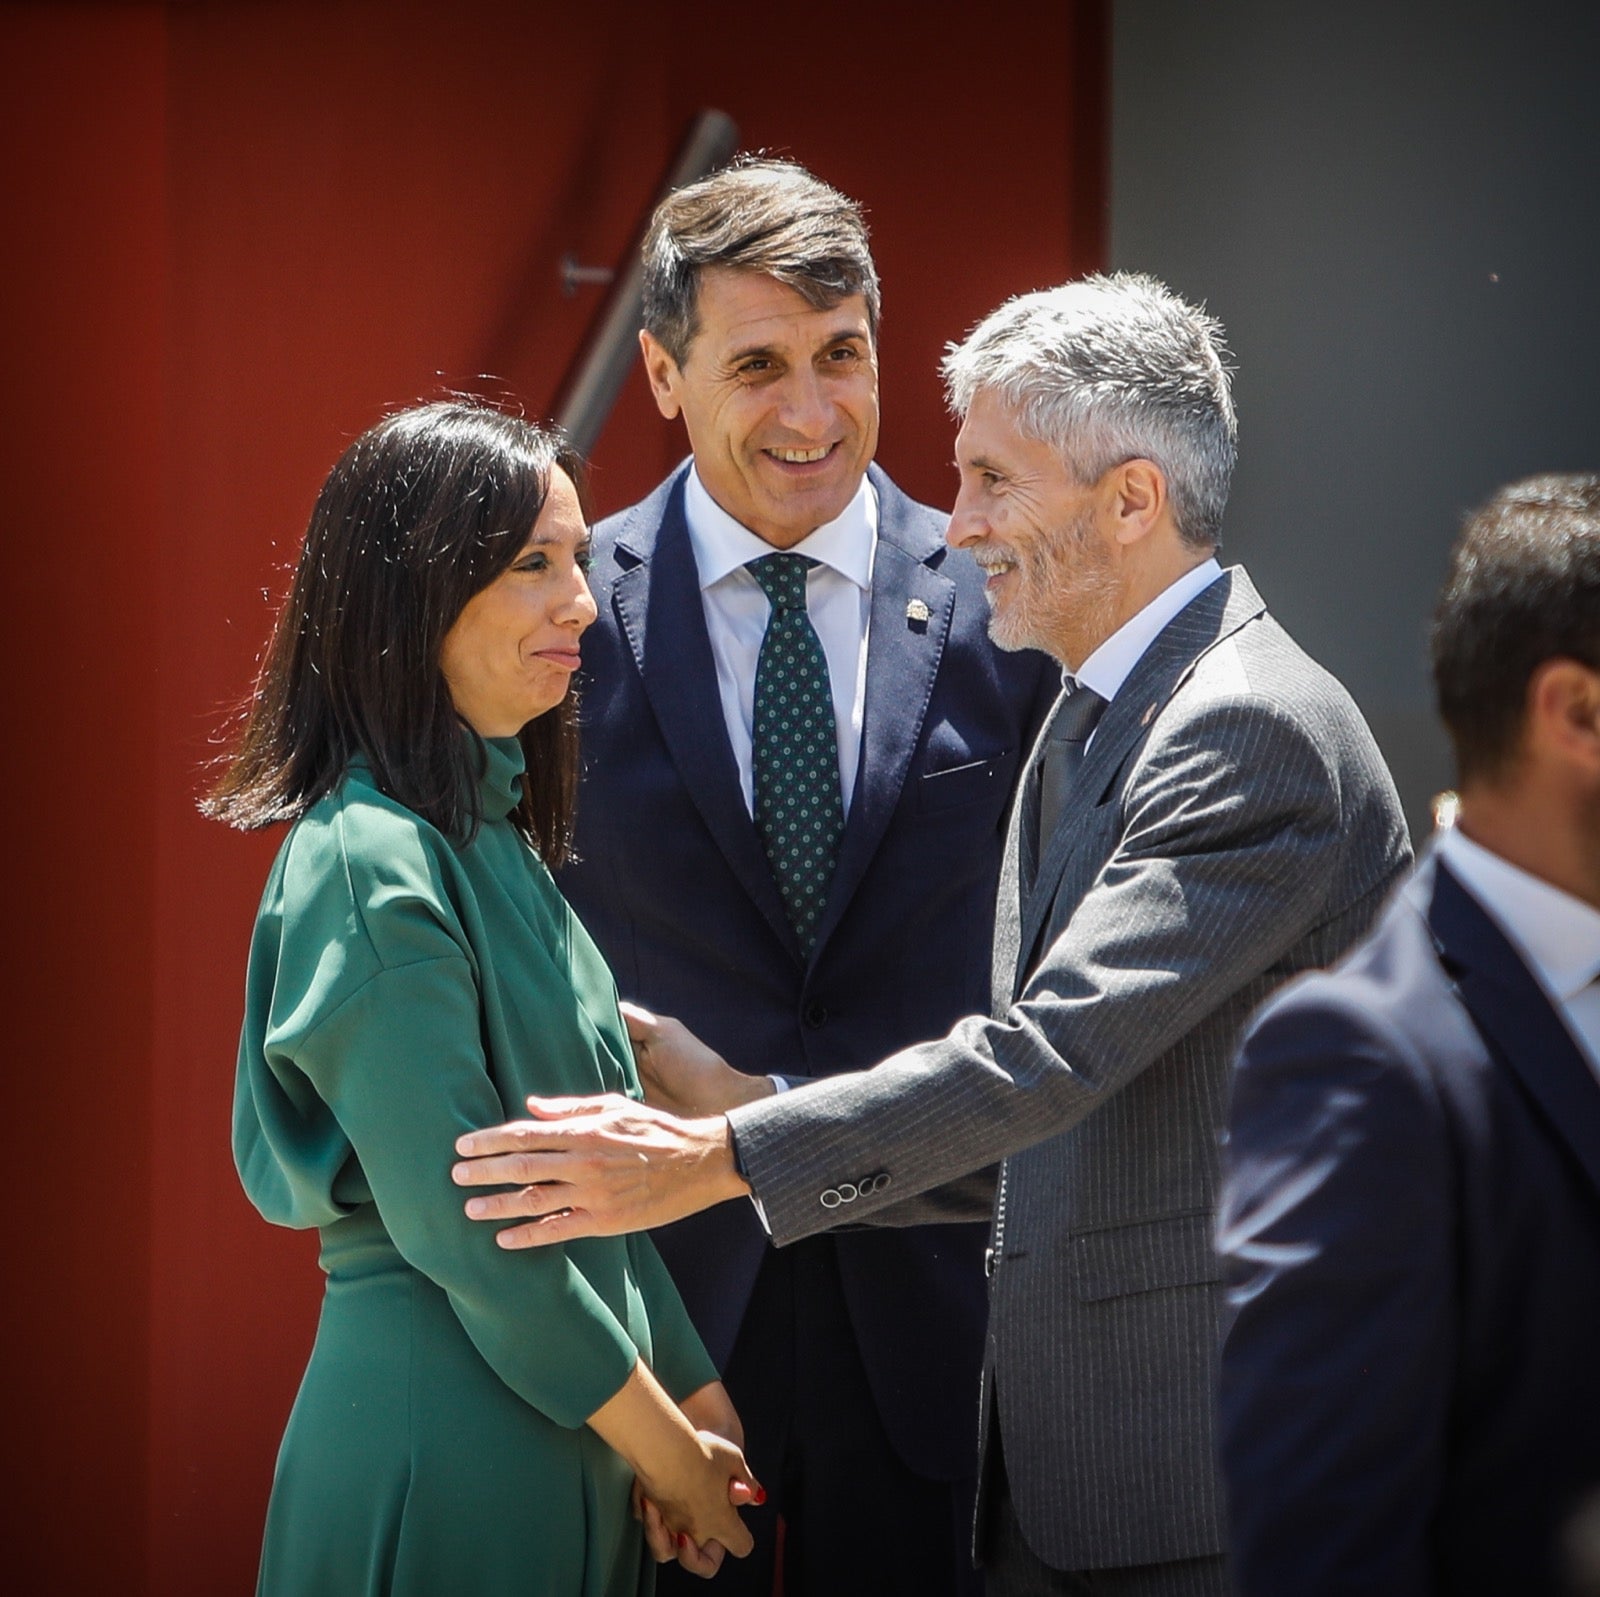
[728,567,1412,1571]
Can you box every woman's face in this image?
[438,468,597,737]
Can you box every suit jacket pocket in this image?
[916,751,1015,814]
[1069,1212,1221,1302]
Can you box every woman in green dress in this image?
[207,401,758,1595]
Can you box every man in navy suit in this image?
[1218,473,1600,1596]
[558,158,1053,1594]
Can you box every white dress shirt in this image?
[1074,557,1223,706]
[1067,558,1224,738]
[683,465,876,815]
[1436,825,1600,1078]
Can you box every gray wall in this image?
[1111,0,1600,836]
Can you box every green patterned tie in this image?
[747,553,844,950]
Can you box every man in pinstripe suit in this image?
[454,274,1412,1594]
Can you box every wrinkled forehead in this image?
[955,385,1032,453]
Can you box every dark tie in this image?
[747,553,844,950]
[1036,680,1106,858]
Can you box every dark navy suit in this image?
[1219,848,1600,1596]
[559,461,1054,1591]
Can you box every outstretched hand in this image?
[622,1001,777,1117]
[452,1095,749,1248]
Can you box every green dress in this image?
[233,738,717,1597]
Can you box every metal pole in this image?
[555,109,739,456]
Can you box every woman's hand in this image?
[634,1426,759,1568]
[635,1381,757,1576]
[589,1362,761,1575]
[621,1001,776,1116]
[679,1379,744,1451]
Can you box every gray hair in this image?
[941,272,1237,548]
[641,157,881,367]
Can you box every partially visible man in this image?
[455,273,1412,1595]
[556,159,1054,1595]
[1218,474,1600,1597]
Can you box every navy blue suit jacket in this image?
[1219,847,1600,1595]
[559,462,1055,1476]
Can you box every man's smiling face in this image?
[948,385,1121,667]
[640,267,880,549]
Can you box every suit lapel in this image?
[1429,852,1600,1203]
[1015,567,1268,984]
[609,470,801,958]
[808,467,955,956]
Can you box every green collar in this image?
[476,734,526,821]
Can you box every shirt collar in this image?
[683,464,877,591]
[1436,825,1600,1000]
[1074,558,1223,706]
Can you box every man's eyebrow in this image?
[959,452,1007,474]
[723,321,871,367]
[722,339,783,366]
[819,326,873,355]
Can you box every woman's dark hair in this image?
[204,400,585,862]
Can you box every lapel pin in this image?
[1141,701,1157,727]
[905,598,931,632]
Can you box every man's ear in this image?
[638,330,683,422]
[1105,458,1168,547]
[1529,659,1600,777]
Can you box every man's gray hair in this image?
[642,157,880,367]
[941,272,1237,548]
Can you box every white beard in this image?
[983,511,1118,662]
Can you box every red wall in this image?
[0,4,166,1587]
[0,3,1104,1590]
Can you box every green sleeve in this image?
[268,926,638,1429]
[628,1232,719,1400]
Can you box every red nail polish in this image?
[753,1487,767,1505]
[677,1533,689,1548]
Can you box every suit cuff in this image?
[726,1116,774,1236]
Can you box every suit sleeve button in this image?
[820,1188,842,1209]
[803,1000,828,1029]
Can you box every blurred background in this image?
[0,1,1594,1590]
